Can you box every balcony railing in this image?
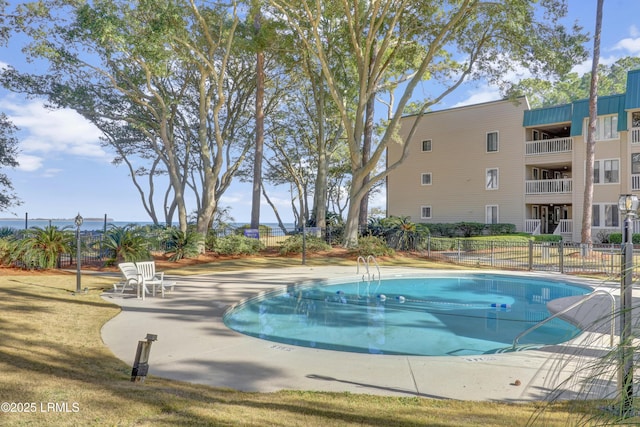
[525,137,572,155]
[525,179,573,194]
[633,174,640,190]
[525,219,541,234]
[553,219,573,235]
[631,127,640,144]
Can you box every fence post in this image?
[558,241,564,274]
[427,235,431,257]
[490,241,495,267]
[457,239,461,262]
[528,240,533,271]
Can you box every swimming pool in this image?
[223,273,592,356]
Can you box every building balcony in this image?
[631,127,640,144]
[525,179,573,194]
[525,137,572,155]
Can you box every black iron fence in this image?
[422,238,626,276]
[6,225,631,277]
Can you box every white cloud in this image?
[41,168,63,178]
[450,85,501,108]
[0,98,108,159]
[612,37,640,54]
[16,154,44,172]
[630,25,640,38]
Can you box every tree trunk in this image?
[581,0,603,248]
[251,11,264,229]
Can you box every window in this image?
[605,204,619,227]
[421,139,432,152]
[633,112,640,128]
[592,159,619,184]
[632,153,640,174]
[486,131,498,152]
[532,168,539,180]
[421,206,432,219]
[591,205,600,227]
[421,173,432,185]
[592,204,619,227]
[486,168,498,190]
[584,114,619,140]
[486,205,498,224]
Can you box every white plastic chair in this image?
[135,261,174,298]
[116,262,150,300]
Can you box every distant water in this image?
[0,219,295,232]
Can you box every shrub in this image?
[0,227,16,239]
[427,237,456,251]
[100,224,150,263]
[11,226,74,269]
[352,235,394,257]
[164,227,203,261]
[214,234,265,255]
[608,233,640,244]
[0,238,13,265]
[279,235,331,255]
[533,234,563,242]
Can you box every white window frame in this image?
[486,168,498,190]
[592,158,620,184]
[592,203,619,227]
[486,131,499,152]
[421,139,432,152]
[421,172,432,186]
[584,114,619,141]
[486,205,499,224]
[420,206,432,219]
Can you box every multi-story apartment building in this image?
[387,69,640,243]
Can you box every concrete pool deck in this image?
[101,266,631,401]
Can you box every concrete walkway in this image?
[101,266,627,401]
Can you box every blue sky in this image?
[1,0,639,223]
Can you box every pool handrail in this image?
[356,255,381,284]
[512,289,615,350]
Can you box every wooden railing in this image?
[525,179,573,194]
[525,137,572,155]
[631,127,640,144]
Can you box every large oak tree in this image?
[269,0,588,245]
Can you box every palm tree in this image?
[13,226,74,269]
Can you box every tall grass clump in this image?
[279,234,331,255]
[164,227,202,261]
[214,234,264,255]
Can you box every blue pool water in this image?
[223,273,591,356]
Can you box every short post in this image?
[302,224,306,265]
[131,334,158,383]
[74,213,83,293]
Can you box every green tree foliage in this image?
[0,113,20,211]
[509,56,640,108]
[269,0,588,246]
[1,1,255,252]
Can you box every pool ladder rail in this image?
[512,289,615,350]
[356,255,381,285]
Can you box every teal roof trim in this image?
[571,94,626,136]
[523,104,572,127]
[626,69,640,110]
